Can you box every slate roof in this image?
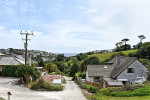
[87,65,114,77]
[0,55,24,65]
[110,56,137,79]
[15,55,31,62]
[87,56,137,79]
[103,77,123,86]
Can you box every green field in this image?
[0,98,4,100]
[88,49,137,62]
[89,94,150,100]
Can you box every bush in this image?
[131,86,150,96]
[99,86,150,97]
[31,78,64,91]
[122,85,135,91]
[83,84,99,93]
[99,87,122,96]
[84,57,100,65]
[2,65,19,77]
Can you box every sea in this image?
[63,53,78,57]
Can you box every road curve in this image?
[0,76,86,100]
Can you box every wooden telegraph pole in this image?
[20,31,33,65]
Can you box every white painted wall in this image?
[0,66,2,71]
[53,79,61,84]
[86,71,94,82]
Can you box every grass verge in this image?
[89,94,150,100]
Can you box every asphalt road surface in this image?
[0,76,86,100]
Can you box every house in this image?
[86,56,148,88]
[0,55,25,76]
[42,75,62,84]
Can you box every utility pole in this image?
[20,31,33,65]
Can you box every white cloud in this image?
[1,0,150,53]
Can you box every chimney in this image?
[116,55,120,67]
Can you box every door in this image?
[0,66,2,76]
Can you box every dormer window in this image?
[127,68,135,73]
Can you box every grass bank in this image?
[89,94,150,100]
[0,98,4,100]
[88,49,137,62]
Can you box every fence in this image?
[76,77,102,88]
[86,81,101,88]
[76,77,86,88]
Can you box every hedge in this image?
[31,78,64,91]
[2,65,19,77]
[99,85,150,97]
[83,84,99,93]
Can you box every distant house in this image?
[0,55,25,76]
[42,75,62,84]
[86,56,148,88]
[0,52,5,56]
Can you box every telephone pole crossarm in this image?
[20,31,33,65]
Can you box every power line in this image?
[17,0,21,30]
[33,0,40,31]
[27,0,31,30]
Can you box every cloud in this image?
[0,0,150,53]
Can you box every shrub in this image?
[131,86,150,96]
[31,78,63,91]
[110,91,132,97]
[99,86,150,97]
[83,84,99,93]
[99,87,122,96]
[122,85,135,91]
[2,65,19,77]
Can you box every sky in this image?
[0,0,150,53]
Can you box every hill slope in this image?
[88,49,137,62]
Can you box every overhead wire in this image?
[27,0,31,30]
[17,0,21,30]
[32,0,40,31]
[17,0,40,31]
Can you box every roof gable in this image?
[110,56,137,79]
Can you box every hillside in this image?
[88,49,137,62]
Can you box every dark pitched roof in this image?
[110,56,137,79]
[0,55,24,65]
[87,65,114,77]
[103,77,123,86]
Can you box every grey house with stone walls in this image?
[86,55,148,88]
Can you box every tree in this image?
[69,63,79,77]
[138,35,146,43]
[120,44,131,51]
[45,63,58,73]
[55,62,65,72]
[122,38,129,45]
[55,54,66,62]
[15,65,34,83]
[84,57,100,65]
[137,44,150,59]
[76,53,87,61]
[118,42,123,46]
[81,62,86,72]
[115,42,120,47]
[38,59,44,67]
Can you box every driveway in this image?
[0,76,86,100]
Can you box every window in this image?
[94,77,99,82]
[127,68,135,73]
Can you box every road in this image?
[0,76,86,100]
